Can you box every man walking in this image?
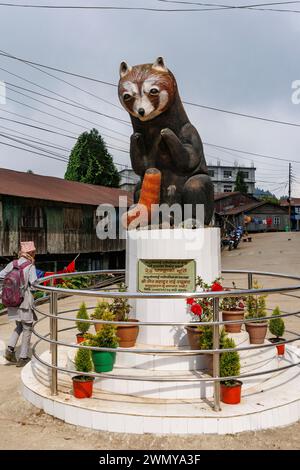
[0,241,37,367]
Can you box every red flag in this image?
[63,260,75,273]
[43,257,76,285]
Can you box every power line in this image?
[0,139,68,163]
[5,82,130,136]
[157,1,300,13]
[5,83,130,127]
[0,109,79,137]
[184,100,300,129]
[0,3,243,12]
[204,142,300,164]
[0,65,123,114]
[4,80,130,125]
[5,83,130,137]
[5,95,131,144]
[0,50,116,87]
[0,123,71,152]
[0,132,69,160]
[2,50,300,130]
[0,1,299,12]
[0,114,131,156]
[0,127,129,159]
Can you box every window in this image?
[208,169,215,177]
[223,170,232,178]
[241,171,249,179]
[295,207,300,214]
[273,216,281,225]
[223,184,233,193]
[21,207,44,229]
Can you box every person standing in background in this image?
[0,241,37,367]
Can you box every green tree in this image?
[234,170,248,194]
[65,128,120,187]
[260,195,280,205]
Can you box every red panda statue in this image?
[118,57,214,228]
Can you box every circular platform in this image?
[22,344,300,434]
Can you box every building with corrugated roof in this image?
[0,168,133,270]
[280,198,300,231]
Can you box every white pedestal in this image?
[126,228,221,346]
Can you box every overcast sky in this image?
[0,0,300,196]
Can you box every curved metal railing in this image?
[32,269,300,411]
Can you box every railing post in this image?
[213,297,221,411]
[248,272,253,290]
[50,279,58,396]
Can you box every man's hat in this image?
[20,241,36,253]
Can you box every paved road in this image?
[1,232,300,449]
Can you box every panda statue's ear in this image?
[120,61,132,78]
[153,57,167,71]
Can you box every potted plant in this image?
[85,317,118,373]
[245,280,268,344]
[110,283,139,348]
[198,325,227,374]
[91,301,112,332]
[269,306,286,356]
[185,277,222,349]
[220,336,242,405]
[220,283,245,334]
[72,344,94,399]
[75,302,90,344]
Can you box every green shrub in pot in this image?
[85,317,118,373]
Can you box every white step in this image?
[22,346,300,434]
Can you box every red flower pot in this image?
[276,344,285,356]
[76,334,85,344]
[72,375,94,399]
[269,338,286,356]
[220,381,242,405]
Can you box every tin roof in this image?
[280,198,300,207]
[219,201,288,216]
[0,167,133,206]
[214,191,240,201]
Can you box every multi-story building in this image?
[119,168,140,193]
[119,165,256,195]
[207,164,256,194]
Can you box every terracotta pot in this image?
[269,337,285,356]
[185,325,203,350]
[221,380,242,404]
[245,321,268,344]
[94,322,103,333]
[76,334,85,344]
[117,319,139,347]
[222,309,244,333]
[72,375,94,399]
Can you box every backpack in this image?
[2,260,32,308]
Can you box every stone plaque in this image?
[138,259,196,293]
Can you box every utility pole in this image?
[288,163,292,231]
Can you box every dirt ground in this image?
[1,231,300,450]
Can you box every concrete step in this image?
[22,346,300,434]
